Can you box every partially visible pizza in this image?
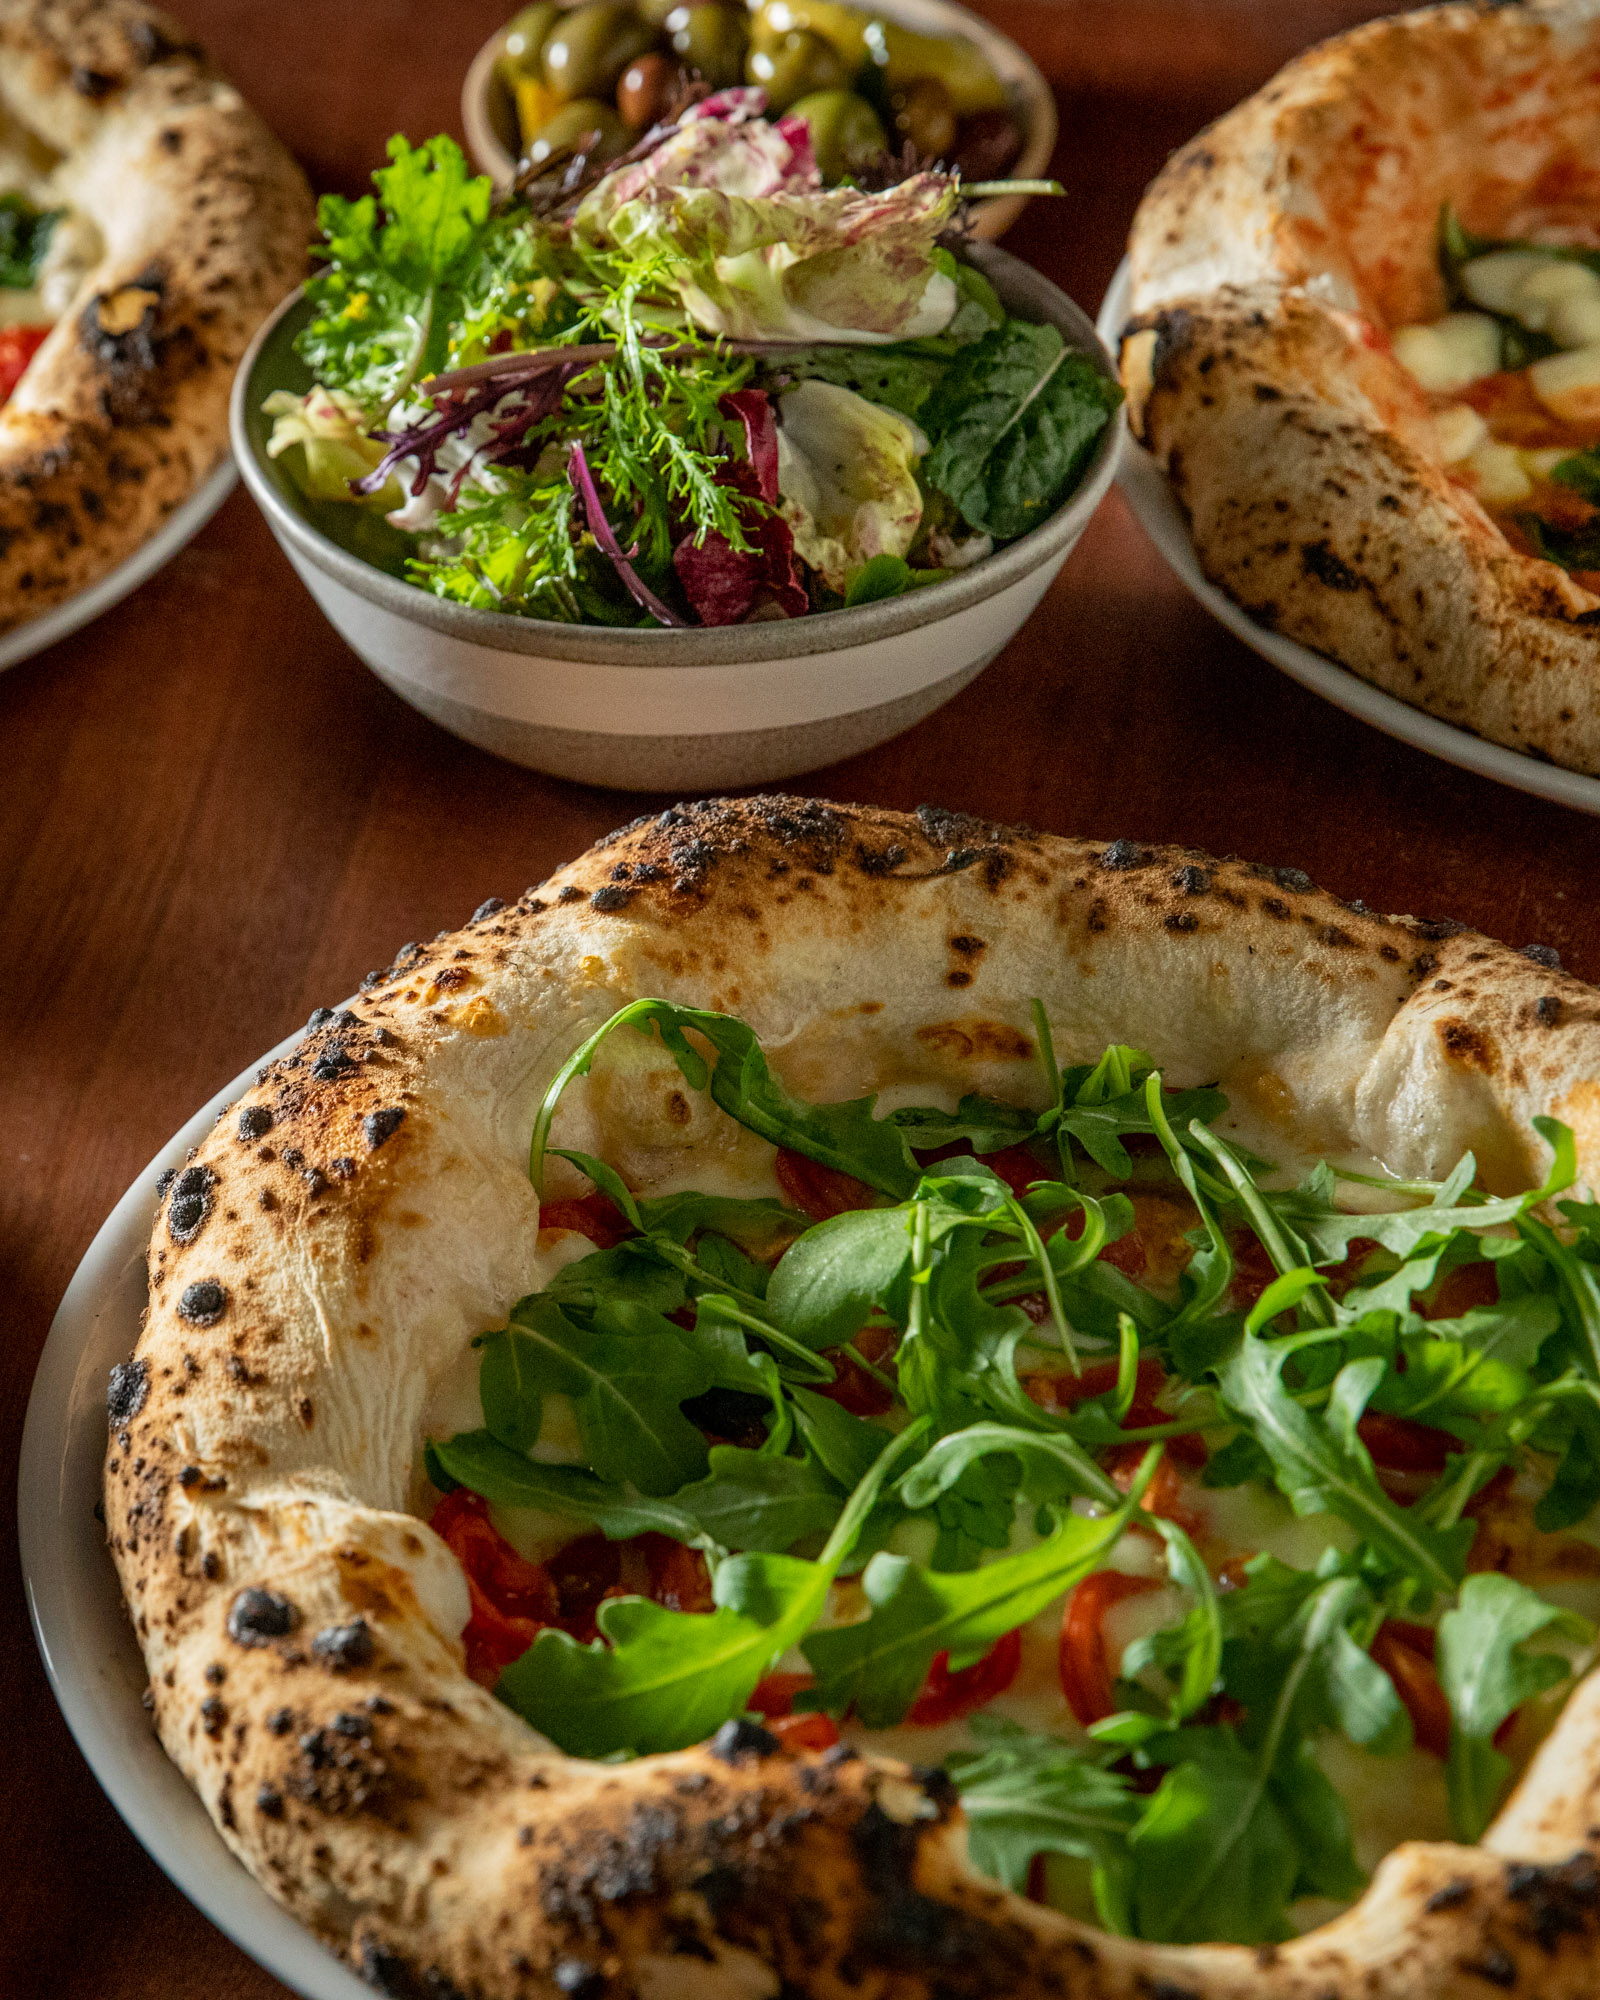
[104,799,1600,1997]
[0,1,310,630]
[1120,0,1600,777]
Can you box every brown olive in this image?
[953,107,1023,182]
[744,28,846,114]
[890,76,957,160]
[616,50,679,128]
[786,88,886,181]
[525,96,630,163]
[667,5,748,89]
[502,2,560,67]
[541,3,657,101]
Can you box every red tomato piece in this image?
[1371,1621,1452,1758]
[768,1711,840,1752]
[907,1627,1023,1726]
[1425,1260,1501,1320]
[813,1321,897,1417]
[1059,1571,1160,1727]
[775,1148,880,1221]
[0,323,47,405]
[645,1533,713,1613]
[431,1489,559,1685]
[1358,1410,1455,1478]
[1022,1357,1207,1469]
[749,1672,814,1718]
[1228,1232,1279,1312]
[538,1189,633,1247]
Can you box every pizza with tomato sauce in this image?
[0,1,309,631]
[1120,0,1600,778]
[105,800,1600,1997]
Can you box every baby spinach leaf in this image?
[428,1430,706,1541]
[779,343,950,419]
[496,1297,716,1494]
[921,321,1122,540]
[803,1450,1156,1725]
[498,1419,926,1755]
[843,554,947,605]
[1436,1573,1591,1840]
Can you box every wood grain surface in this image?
[6,1,1598,1993]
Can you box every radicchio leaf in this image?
[719,389,780,504]
[672,414,808,626]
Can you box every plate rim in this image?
[1095,257,1600,820]
[19,1020,375,2000]
[0,454,238,676]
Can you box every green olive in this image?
[541,3,657,101]
[786,88,886,181]
[524,96,630,163]
[666,5,748,88]
[633,0,683,25]
[744,28,846,114]
[890,76,956,160]
[502,1,560,66]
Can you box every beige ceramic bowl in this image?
[231,246,1121,792]
[461,0,1057,242]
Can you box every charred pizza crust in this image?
[1120,0,1600,776]
[105,796,1600,1998]
[0,0,310,629]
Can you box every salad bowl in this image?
[232,245,1122,791]
[461,0,1057,244]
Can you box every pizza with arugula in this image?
[105,799,1600,1997]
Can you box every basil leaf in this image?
[921,320,1122,540]
[804,1451,1156,1725]
[1437,1573,1591,1840]
[428,1430,704,1541]
[495,1297,716,1494]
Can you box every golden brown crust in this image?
[104,797,1600,1997]
[1120,0,1600,776]
[0,0,312,628]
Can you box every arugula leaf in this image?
[0,195,59,290]
[788,1386,894,1489]
[946,1718,1138,1921]
[1217,1333,1472,1592]
[491,1297,716,1493]
[804,1449,1157,1725]
[1436,1573,1591,1839]
[767,1206,911,1349]
[530,998,919,1198]
[428,1430,706,1541]
[921,321,1123,540]
[298,135,494,409]
[669,1444,846,1552]
[889,1095,1040,1155]
[900,1421,1120,1511]
[843,554,948,605]
[498,1418,926,1755]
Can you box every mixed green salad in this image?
[265,97,1119,626]
[421,997,1600,1946]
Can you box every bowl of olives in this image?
[462,0,1055,240]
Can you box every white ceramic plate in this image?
[19,1024,372,2000]
[1096,258,1600,819]
[0,455,237,675]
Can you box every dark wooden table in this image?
[6,1,1597,1991]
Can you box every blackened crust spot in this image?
[357,1937,470,2000]
[590,885,631,912]
[1100,839,1152,871]
[107,1358,148,1425]
[238,1105,272,1140]
[553,1962,607,1999]
[178,1281,226,1326]
[167,1163,215,1244]
[1523,943,1563,971]
[312,1619,375,1670]
[1504,1853,1600,1951]
[709,1717,779,1763]
[227,1589,300,1647]
[1300,540,1361,591]
[363,1108,405,1150]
